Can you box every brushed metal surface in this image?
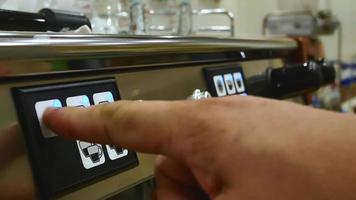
[0,27,297,200]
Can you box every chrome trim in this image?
[0,32,297,60]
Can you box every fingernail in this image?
[44,107,59,117]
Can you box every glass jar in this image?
[91,0,120,34]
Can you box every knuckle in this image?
[154,155,167,169]
[96,101,137,141]
[108,101,135,127]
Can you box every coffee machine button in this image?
[213,75,227,97]
[77,141,106,169]
[66,95,91,107]
[93,91,114,105]
[187,89,212,100]
[35,99,62,138]
[224,73,237,95]
[106,145,128,160]
[233,72,246,93]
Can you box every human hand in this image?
[44,96,356,200]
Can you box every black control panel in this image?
[204,65,248,97]
[11,78,138,200]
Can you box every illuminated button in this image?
[106,145,128,161]
[35,99,62,138]
[66,95,91,108]
[224,74,237,95]
[93,91,114,105]
[213,75,227,97]
[233,72,246,93]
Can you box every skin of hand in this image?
[43,96,356,200]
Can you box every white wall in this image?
[1,0,83,12]
[319,0,356,61]
[216,0,355,61]
[230,0,277,37]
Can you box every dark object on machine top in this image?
[0,8,91,32]
[247,60,335,99]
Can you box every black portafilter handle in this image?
[246,60,336,99]
[39,9,91,32]
[0,8,91,32]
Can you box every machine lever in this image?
[247,60,336,99]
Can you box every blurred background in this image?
[0,0,354,61]
[1,0,354,112]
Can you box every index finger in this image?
[43,100,209,158]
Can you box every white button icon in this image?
[106,145,128,160]
[93,92,114,105]
[66,95,91,108]
[223,74,237,95]
[233,72,246,93]
[77,141,105,169]
[35,99,62,138]
[213,75,227,97]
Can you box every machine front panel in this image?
[0,59,282,199]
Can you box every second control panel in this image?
[204,65,248,97]
[12,78,138,199]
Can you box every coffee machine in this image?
[0,32,334,199]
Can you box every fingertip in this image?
[43,107,56,116]
[154,155,167,169]
[42,106,112,143]
[43,107,59,127]
[43,107,69,137]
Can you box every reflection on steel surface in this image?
[188,89,212,100]
[0,123,36,199]
[0,32,297,61]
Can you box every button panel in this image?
[204,65,248,97]
[11,78,138,200]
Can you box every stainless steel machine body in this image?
[0,33,297,199]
